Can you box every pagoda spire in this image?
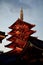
[20,8,23,20]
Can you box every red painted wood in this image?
[6,19,36,54]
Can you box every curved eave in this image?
[9,19,36,29]
[7,36,16,42]
[8,30,36,37]
[5,42,16,49]
[29,36,43,50]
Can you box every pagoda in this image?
[5,8,36,54]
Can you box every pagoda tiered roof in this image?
[8,30,36,36]
[6,18,36,54]
[9,19,35,29]
[5,9,36,54]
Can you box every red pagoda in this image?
[5,8,36,54]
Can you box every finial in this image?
[20,7,23,20]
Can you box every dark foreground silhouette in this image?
[0,36,43,65]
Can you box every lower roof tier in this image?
[7,38,27,48]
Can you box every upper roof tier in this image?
[9,19,35,29]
